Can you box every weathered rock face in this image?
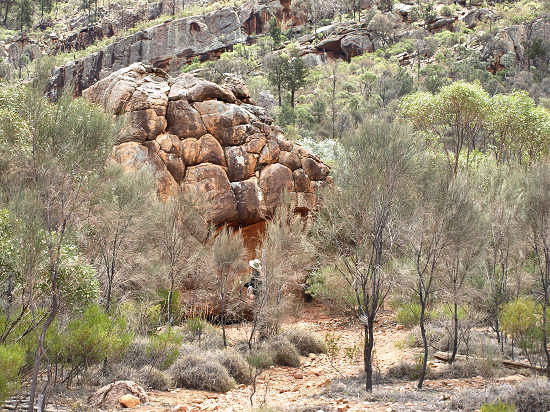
[48,7,247,99]
[482,18,550,72]
[83,63,331,226]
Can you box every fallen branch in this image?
[432,351,545,372]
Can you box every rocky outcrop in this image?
[482,18,550,71]
[459,8,496,29]
[241,0,306,35]
[294,23,378,63]
[48,7,247,99]
[83,63,331,226]
[88,381,148,409]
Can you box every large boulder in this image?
[83,64,331,227]
[184,163,238,225]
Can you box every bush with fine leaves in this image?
[169,354,235,393]
[137,366,171,390]
[209,349,252,384]
[265,336,301,367]
[285,328,326,355]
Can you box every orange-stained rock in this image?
[259,163,294,217]
[245,134,267,154]
[119,394,140,408]
[181,138,199,165]
[83,65,331,227]
[278,150,301,170]
[187,80,236,103]
[121,108,167,143]
[167,99,206,139]
[184,163,238,225]
[193,100,250,145]
[293,168,313,193]
[231,177,264,224]
[302,157,330,181]
[225,146,256,182]
[156,133,174,152]
[109,142,178,200]
[196,134,226,166]
[258,139,280,165]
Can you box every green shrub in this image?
[60,304,133,369]
[137,366,171,390]
[265,337,301,367]
[169,354,236,393]
[481,401,515,412]
[147,327,184,370]
[284,328,327,355]
[396,303,422,328]
[0,343,25,403]
[500,298,543,363]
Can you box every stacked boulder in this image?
[83,63,331,227]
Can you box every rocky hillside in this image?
[83,63,330,228]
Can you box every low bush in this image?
[210,349,252,385]
[452,378,550,411]
[169,354,236,393]
[123,328,183,371]
[137,366,171,391]
[265,337,301,367]
[386,360,422,380]
[284,328,326,355]
[183,319,223,350]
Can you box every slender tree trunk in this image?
[449,301,459,364]
[290,88,295,108]
[364,322,374,392]
[221,296,227,348]
[418,300,429,389]
[277,81,281,106]
[28,292,58,412]
[4,1,10,26]
[543,296,550,378]
[167,272,174,325]
[105,272,112,312]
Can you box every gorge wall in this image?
[83,63,331,230]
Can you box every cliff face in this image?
[48,8,247,99]
[83,63,331,227]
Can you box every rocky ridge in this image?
[83,63,331,227]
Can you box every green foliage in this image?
[305,266,355,310]
[147,327,184,370]
[396,303,422,328]
[481,401,515,412]
[500,298,543,362]
[0,343,25,403]
[54,305,133,369]
[269,17,282,48]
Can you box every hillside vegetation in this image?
[0,0,550,410]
